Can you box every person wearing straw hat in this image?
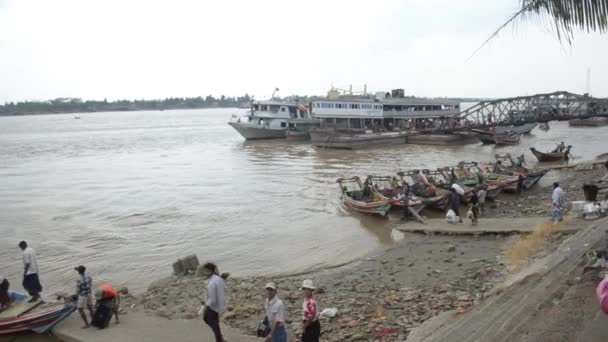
[300,279,321,342]
[264,282,287,342]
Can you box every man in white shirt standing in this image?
[265,282,287,342]
[18,241,42,302]
[552,182,565,223]
[201,263,226,342]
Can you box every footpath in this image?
[54,311,258,342]
[398,216,580,235]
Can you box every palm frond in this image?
[469,0,608,60]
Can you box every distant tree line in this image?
[0,94,253,116]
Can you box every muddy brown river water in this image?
[1,109,606,295]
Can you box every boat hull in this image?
[530,148,565,162]
[522,170,549,189]
[485,186,502,201]
[0,293,76,335]
[494,133,521,146]
[311,130,407,149]
[285,131,310,141]
[228,122,286,140]
[341,197,392,216]
[569,117,608,127]
[406,133,478,146]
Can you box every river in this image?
[0,109,606,294]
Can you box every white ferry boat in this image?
[228,100,310,140]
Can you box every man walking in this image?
[18,241,42,302]
[401,181,410,221]
[517,173,525,196]
[74,265,94,329]
[552,182,565,223]
[477,186,487,215]
[448,187,462,223]
[201,263,226,342]
[265,282,287,342]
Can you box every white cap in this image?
[265,282,277,290]
[300,279,315,290]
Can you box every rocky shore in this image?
[117,163,606,342]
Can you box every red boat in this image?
[0,292,76,335]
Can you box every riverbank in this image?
[51,161,605,342]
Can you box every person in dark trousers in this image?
[0,276,10,310]
[401,181,410,221]
[449,187,462,223]
[201,263,226,342]
[300,279,320,342]
[18,241,42,302]
[469,191,480,224]
[517,173,525,196]
[93,284,121,327]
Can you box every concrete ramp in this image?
[407,217,608,342]
[398,217,580,235]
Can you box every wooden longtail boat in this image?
[530,145,572,162]
[337,177,391,216]
[364,176,425,213]
[494,132,521,146]
[0,292,76,335]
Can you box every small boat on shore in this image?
[364,176,425,212]
[396,170,451,211]
[0,292,75,335]
[337,177,391,216]
[494,132,521,146]
[483,154,548,190]
[530,145,572,162]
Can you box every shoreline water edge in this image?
[57,163,605,341]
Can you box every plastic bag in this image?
[446,209,457,224]
[256,316,270,337]
[320,308,338,318]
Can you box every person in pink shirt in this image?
[300,279,320,342]
[596,275,608,314]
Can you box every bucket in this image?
[583,184,599,202]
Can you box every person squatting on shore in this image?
[0,275,10,310]
[94,284,121,326]
[19,241,42,302]
[201,262,227,342]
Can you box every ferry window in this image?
[281,122,286,127]
[281,107,286,112]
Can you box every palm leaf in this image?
[469,0,608,60]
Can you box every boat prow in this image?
[228,121,286,140]
[0,292,76,335]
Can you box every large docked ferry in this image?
[229,87,463,142]
[228,100,310,140]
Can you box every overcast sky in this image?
[1,0,607,102]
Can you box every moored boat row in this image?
[337,154,549,217]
